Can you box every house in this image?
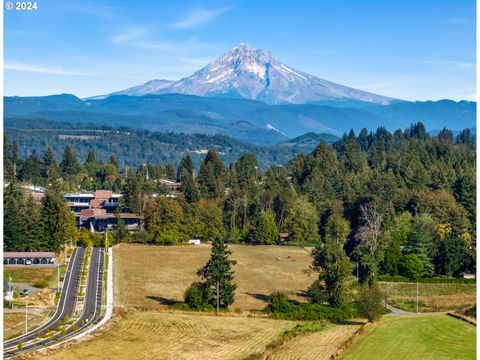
[188,239,201,245]
[279,233,289,242]
[4,252,56,265]
[64,190,120,213]
[461,272,476,279]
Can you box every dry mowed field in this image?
[4,311,50,340]
[30,311,299,360]
[114,244,314,311]
[381,281,476,312]
[272,322,365,360]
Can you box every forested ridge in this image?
[4,117,338,169]
[4,122,476,281]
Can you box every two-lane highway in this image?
[4,247,106,358]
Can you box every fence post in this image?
[416,282,419,313]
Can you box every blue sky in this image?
[4,0,476,100]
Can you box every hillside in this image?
[4,94,475,144]
[4,118,338,169]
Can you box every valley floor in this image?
[14,245,477,360]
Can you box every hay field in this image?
[271,322,365,360]
[340,314,476,360]
[380,281,476,312]
[30,311,299,360]
[113,244,314,311]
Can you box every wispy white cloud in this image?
[171,6,232,29]
[4,62,95,76]
[448,18,468,24]
[179,57,214,66]
[405,59,475,69]
[111,27,150,44]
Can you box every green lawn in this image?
[341,314,476,360]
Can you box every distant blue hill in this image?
[4,94,475,145]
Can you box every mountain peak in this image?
[99,44,393,105]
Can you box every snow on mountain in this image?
[98,43,393,105]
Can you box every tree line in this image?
[4,123,476,282]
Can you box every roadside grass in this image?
[340,314,476,360]
[28,311,301,360]
[380,281,476,312]
[4,268,55,285]
[3,311,51,340]
[113,243,314,311]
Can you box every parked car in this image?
[21,288,29,296]
[25,259,32,265]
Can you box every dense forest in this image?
[4,122,476,281]
[5,117,337,169]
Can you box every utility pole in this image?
[25,295,28,335]
[9,274,13,310]
[216,281,220,315]
[57,264,60,293]
[385,282,388,307]
[416,282,419,313]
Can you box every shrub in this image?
[307,280,327,304]
[264,291,358,321]
[269,303,357,321]
[18,341,23,350]
[184,282,211,311]
[33,279,50,289]
[155,231,179,245]
[266,291,294,313]
[358,284,384,322]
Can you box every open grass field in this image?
[340,314,476,360]
[113,244,314,311]
[381,281,476,312]
[3,311,51,340]
[4,267,55,286]
[29,311,301,360]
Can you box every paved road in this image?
[3,247,84,349]
[3,247,106,358]
[385,303,416,316]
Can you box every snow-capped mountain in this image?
[101,43,393,105]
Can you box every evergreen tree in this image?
[181,173,199,203]
[43,147,57,177]
[60,145,80,176]
[85,149,97,164]
[197,237,236,311]
[436,236,469,276]
[177,155,194,182]
[198,149,226,199]
[4,180,29,251]
[165,162,176,180]
[42,172,76,252]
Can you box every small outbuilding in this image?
[3,252,56,265]
[188,239,201,245]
